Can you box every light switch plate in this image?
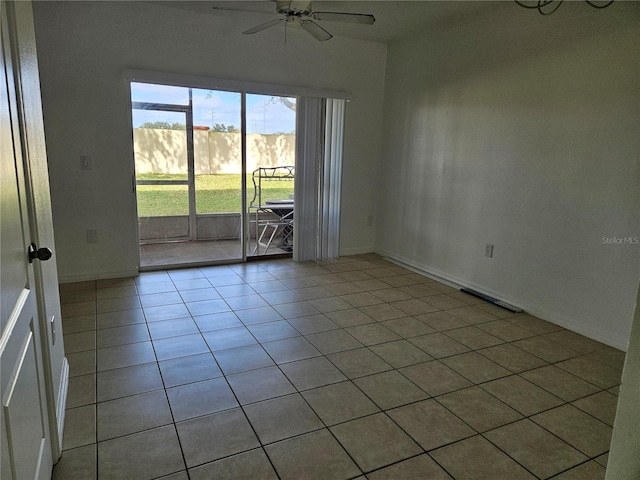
[485,243,494,258]
[86,229,97,243]
[80,155,91,170]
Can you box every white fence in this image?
[133,128,295,175]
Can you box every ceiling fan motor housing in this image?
[276,1,312,16]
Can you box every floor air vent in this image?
[460,288,523,313]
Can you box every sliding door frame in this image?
[126,70,350,267]
[240,92,248,263]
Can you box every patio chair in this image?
[248,166,295,254]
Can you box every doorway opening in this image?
[130,82,297,269]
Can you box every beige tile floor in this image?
[54,254,623,480]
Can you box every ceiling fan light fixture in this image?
[276,1,310,15]
[276,3,293,15]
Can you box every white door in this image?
[8,0,67,459]
[0,2,53,478]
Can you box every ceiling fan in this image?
[211,0,376,42]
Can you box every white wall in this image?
[32,1,386,281]
[376,2,639,349]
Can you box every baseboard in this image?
[519,303,628,351]
[376,250,465,290]
[55,357,69,461]
[377,248,629,351]
[339,246,375,256]
[59,268,139,284]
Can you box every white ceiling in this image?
[165,1,508,44]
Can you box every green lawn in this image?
[136,173,294,217]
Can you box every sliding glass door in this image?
[131,83,245,268]
[192,89,243,262]
[245,94,296,258]
[130,83,300,269]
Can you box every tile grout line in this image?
[57,255,620,479]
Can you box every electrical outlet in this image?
[367,215,374,227]
[80,155,91,170]
[485,243,494,258]
[86,229,97,243]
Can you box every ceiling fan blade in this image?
[311,11,375,25]
[243,18,284,35]
[300,19,332,41]
[211,6,276,15]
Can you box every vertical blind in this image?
[293,96,324,262]
[294,97,346,261]
[320,99,345,260]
